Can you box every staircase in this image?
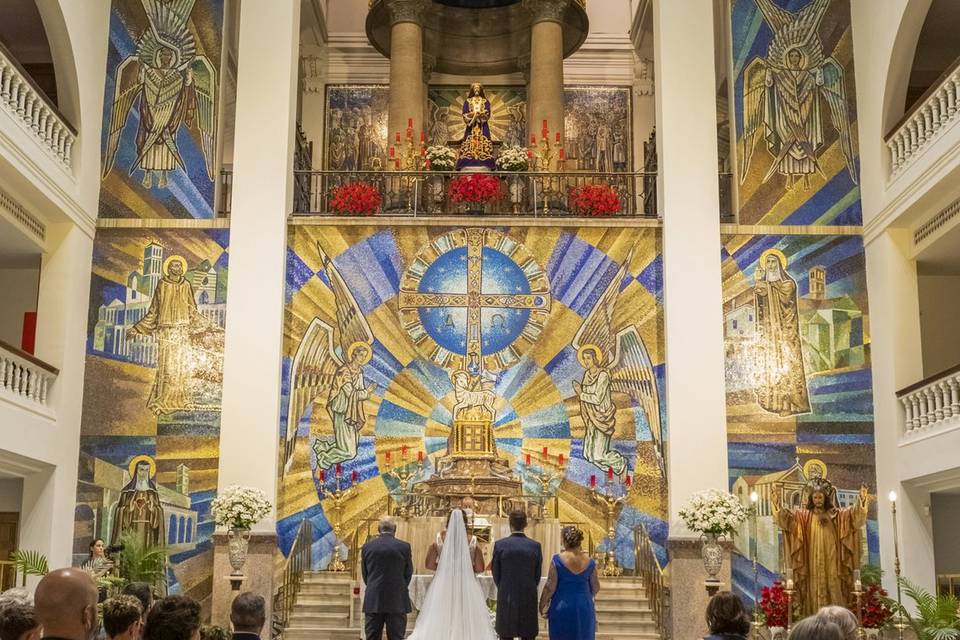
[280,574,662,640]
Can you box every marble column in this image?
[213,0,300,626]
[387,0,427,152]
[653,0,728,637]
[524,0,567,168]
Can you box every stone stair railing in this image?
[0,339,58,418]
[0,40,76,167]
[886,56,960,177]
[897,364,960,438]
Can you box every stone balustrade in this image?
[0,340,58,416]
[898,365,960,438]
[886,60,960,177]
[0,41,76,167]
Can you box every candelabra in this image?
[749,492,762,640]
[784,575,796,633]
[385,448,425,518]
[529,121,564,215]
[389,119,426,211]
[528,453,565,519]
[890,491,907,640]
[590,474,627,577]
[851,569,866,640]
[318,468,356,572]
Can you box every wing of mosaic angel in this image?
[819,58,858,183]
[739,56,768,184]
[102,57,143,178]
[186,55,218,180]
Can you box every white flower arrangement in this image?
[211,485,273,530]
[678,489,747,536]
[495,145,529,171]
[425,145,457,171]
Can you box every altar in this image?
[396,516,562,576]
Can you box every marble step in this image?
[287,610,352,623]
[283,627,360,640]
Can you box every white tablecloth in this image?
[407,574,547,610]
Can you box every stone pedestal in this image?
[667,537,733,640]
[211,531,278,629]
[387,0,426,151]
[524,0,568,169]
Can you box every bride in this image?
[409,509,497,639]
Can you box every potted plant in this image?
[449,173,502,215]
[329,181,382,216]
[856,565,893,637]
[115,532,166,592]
[759,581,789,640]
[10,549,48,587]
[678,489,747,583]
[211,485,272,576]
[569,183,622,217]
[496,145,529,213]
[887,577,960,640]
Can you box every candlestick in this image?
[417,450,424,462]
[530,134,536,145]
[525,453,531,465]
[555,131,560,143]
[625,475,632,487]
[335,463,342,476]
[390,146,395,158]
[591,471,626,576]
[319,467,356,572]
[420,131,426,143]
[402,444,409,457]
[542,446,549,458]
[396,132,401,143]
[542,119,547,130]
[890,490,906,640]
[559,148,564,160]
[319,469,325,482]
[385,450,392,463]
[590,475,596,488]
[408,117,413,129]
[351,469,359,483]
[607,466,614,481]
[558,453,564,466]
[750,490,760,638]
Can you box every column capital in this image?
[522,0,570,25]
[386,0,428,26]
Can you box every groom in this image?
[361,516,413,640]
[491,510,542,640]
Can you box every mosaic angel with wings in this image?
[571,246,664,478]
[102,0,217,189]
[282,244,377,474]
[740,0,857,187]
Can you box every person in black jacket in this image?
[492,510,542,640]
[361,516,414,640]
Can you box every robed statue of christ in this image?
[456,83,495,171]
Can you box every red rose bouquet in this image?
[759,581,789,628]
[449,174,502,207]
[329,181,382,216]
[859,583,893,629]
[569,183,621,216]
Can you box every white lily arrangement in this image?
[678,489,747,536]
[425,145,457,171]
[211,485,272,530]
[495,145,529,171]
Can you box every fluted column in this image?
[524,0,567,168]
[387,0,427,151]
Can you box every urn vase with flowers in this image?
[211,485,273,576]
[678,489,747,584]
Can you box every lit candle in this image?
[590,475,596,488]
[542,446,549,458]
[558,453,564,466]
[853,569,862,592]
[390,146,395,158]
[335,463,342,476]
[417,450,424,462]
[786,578,794,591]
[385,451,392,463]
[607,466,614,481]
[750,491,758,504]
[555,132,560,143]
[352,469,359,483]
[402,445,409,457]
[525,453,531,465]
[889,490,898,503]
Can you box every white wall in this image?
[0,478,23,513]
[0,265,40,348]
[932,493,960,574]
[918,274,960,377]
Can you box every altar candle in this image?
[408,117,414,129]
[394,159,401,169]
[625,475,632,487]
[542,119,547,131]
[385,451,392,463]
[530,134,537,145]
[590,475,596,488]
[425,159,431,170]
[421,131,426,142]
[542,446,548,458]
[402,444,409,457]
[558,453,564,466]
[607,466,614,481]
[555,132,560,143]
[389,146,395,158]
[418,450,424,462]
[335,463,342,475]
[527,149,533,159]
[352,469,359,483]
[319,469,325,482]
[853,569,862,592]
[396,132,401,143]
[525,453,531,465]
[421,147,426,156]
[559,148,565,160]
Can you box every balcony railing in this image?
[0,338,58,417]
[897,363,960,439]
[886,54,960,177]
[0,40,76,167]
[287,170,657,218]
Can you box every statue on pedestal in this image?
[456,83,495,171]
[772,478,870,616]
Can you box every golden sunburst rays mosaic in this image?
[429,85,527,144]
[279,224,669,564]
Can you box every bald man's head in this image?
[34,568,99,640]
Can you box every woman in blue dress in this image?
[538,525,600,640]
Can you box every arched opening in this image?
[903,0,960,115]
[168,515,177,545]
[0,0,59,109]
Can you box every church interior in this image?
[2,0,960,638]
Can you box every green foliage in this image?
[10,549,48,586]
[116,533,167,589]
[860,564,884,586]
[887,576,960,640]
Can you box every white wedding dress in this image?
[408,509,497,640]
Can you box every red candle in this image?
[559,148,565,160]
[607,467,614,481]
[319,469,325,482]
[389,146,395,158]
[558,453,564,466]
[525,453,531,465]
[394,159,401,169]
[542,446,549,458]
[527,149,533,159]
[418,450,424,462]
[530,134,537,145]
[335,463,342,475]
[408,117,413,129]
[420,131,426,142]
[402,445,409,456]
[555,132,560,143]
[396,132,401,143]
[425,159,431,170]
[542,119,547,130]
[420,147,425,156]
[590,475,596,488]
[625,475,632,487]
[352,469,359,483]
[385,451,392,462]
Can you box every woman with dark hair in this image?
[704,592,751,640]
[539,525,599,640]
[82,539,113,577]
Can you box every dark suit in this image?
[361,532,413,640]
[492,532,542,640]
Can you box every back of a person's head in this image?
[509,509,527,531]
[122,582,154,617]
[34,568,99,640]
[144,596,201,640]
[816,606,858,640]
[230,592,266,634]
[789,617,844,640]
[102,596,143,639]
[0,602,39,640]
[705,591,750,637]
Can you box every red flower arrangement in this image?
[859,583,893,629]
[569,183,621,217]
[329,181,382,216]
[759,581,789,627]
[449,174,502,206]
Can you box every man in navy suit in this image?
[492,510,542,640]
[361,516,414,640]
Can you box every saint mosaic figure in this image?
[457,83,495,170]
[772,477,870,616]
[283,243,378,474]
[102,0,217,188]
[572,246,664,477]
[130,255,215,415]
[753,249,810,416]
[110,456,164,549]
[740,0,857,186]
